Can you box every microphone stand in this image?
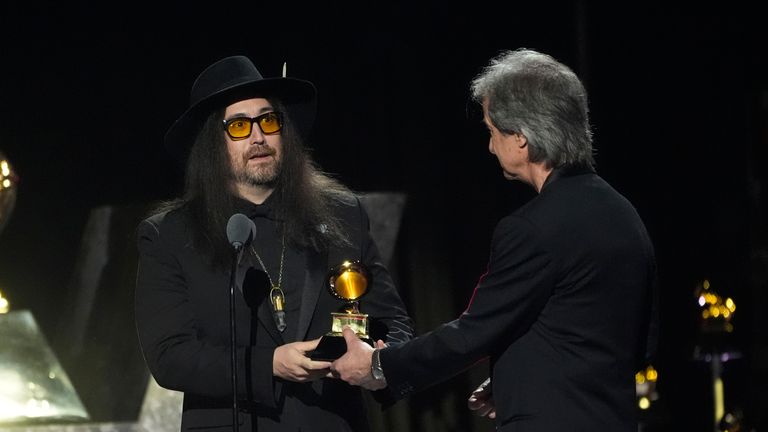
[226,213,256,432]
[229,244,243,432]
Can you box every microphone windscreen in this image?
[226,213,256,248]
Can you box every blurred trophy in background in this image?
[0,309,90,425]
[0,151,90,426]
[0,150,17,317]
[636,364,659,410]
[0,151,19,236]
[636,362,662,432]
[692,279,744,432]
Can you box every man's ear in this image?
[514,133,528,149]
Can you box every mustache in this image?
[244,146,277,159]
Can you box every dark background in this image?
[1,2,766,431]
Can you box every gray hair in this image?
[471,48,594,168]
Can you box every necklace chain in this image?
[250,231,286,290]
[249,230,287,328]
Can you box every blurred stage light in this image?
[0,151,18,236]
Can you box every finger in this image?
[472,387,491,399]
[478,405,493,417]
[309,361,332,370]
[479,377,491,391]
[468,397,489,410]
[342,326,359,345]
[469,402,492,417]
[488,410,496,419]
[468,389,489,403]
[375,339,386,349]
[295,337,322,352]
[467,396,481,410]
[306,360,332,370]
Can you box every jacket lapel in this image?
[296,248,328,341]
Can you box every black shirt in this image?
[234,194,305,342]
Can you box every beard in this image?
[234,156,281,187]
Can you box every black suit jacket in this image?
[381,168,657,431]
[135,196,413,431]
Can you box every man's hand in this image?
[273,338,332,382]
[330,327,387,391]
[468,377,495,419]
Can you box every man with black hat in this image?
[134,55,413,431]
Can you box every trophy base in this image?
[308,333,373,361]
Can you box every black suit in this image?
[381,167,656,431]
[135,196,413,431]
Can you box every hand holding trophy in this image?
[309,260,373,360]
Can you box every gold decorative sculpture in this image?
[0,151,19,235]
[0,151,90,425]
[0,311,90,424]
[696,279,736,334]
[693,279,742,432]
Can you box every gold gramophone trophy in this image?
[692,279,743,432]
[309,260,373,361]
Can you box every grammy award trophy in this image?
[309,260,373,360]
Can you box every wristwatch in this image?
[371,348,386,381]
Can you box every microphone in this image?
[224,213,255,432]
[226,213,256,250]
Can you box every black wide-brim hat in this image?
[164,55,316,161]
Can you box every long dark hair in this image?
[155,101,352,269]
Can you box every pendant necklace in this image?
[250,231,287,332]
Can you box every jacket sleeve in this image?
[134,218,279,407]
[379,215,556,399]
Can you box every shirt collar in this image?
[541,163,595,191]
[233,192,279,220]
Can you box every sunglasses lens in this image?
[227,118,252,139]
[259,112,282,134]
[225,113,282,139]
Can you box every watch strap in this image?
[371,348,385,381]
